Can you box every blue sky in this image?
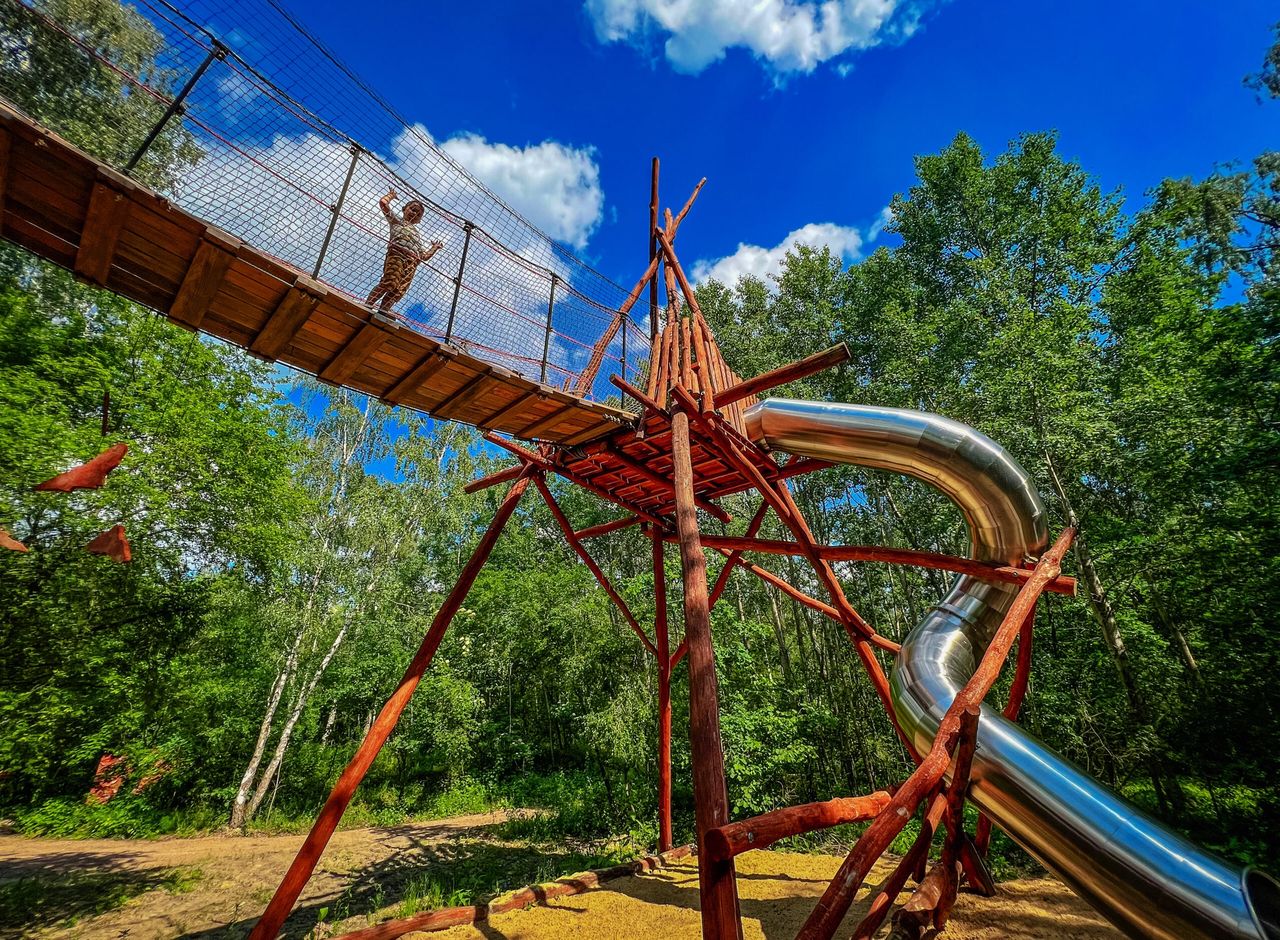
[280,0,1277,292]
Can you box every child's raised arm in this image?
[378,189,398,219]
[419,239,444,264]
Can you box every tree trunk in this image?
[1044,453,1185,814]
[242,615,353,824]
[229,621,306,829]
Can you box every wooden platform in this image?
[0,103,633,447]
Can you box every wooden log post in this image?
[796,528,1075,940]
[975,599,1038,858]
[248,471,534,939]
[652,528,674,852]
[671,408,742,940]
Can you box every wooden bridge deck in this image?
[0,103,634,447]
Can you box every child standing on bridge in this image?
[366,189,443,315]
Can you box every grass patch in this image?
[0,866,202,932]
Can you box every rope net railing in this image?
[0,0,654,402]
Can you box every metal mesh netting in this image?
[0,0,654,400]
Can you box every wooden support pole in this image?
[534,475,657,656]
[714,343,851,409]
[795,527,1075,940]
[604,441,731,523]
[975,598,1038,857]
[249,471,534,940]
[672,409,742,940]
[652,529,673,852]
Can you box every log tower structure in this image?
[237,161,1078,940]
[0,93,1080,939]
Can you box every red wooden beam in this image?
[483,433,670,529]
[706,791,892,861]
[611,373,667,416]
[975,598,1038,857]
[672,409,743,940]
[604,441,731,523]
[852,790,948,940]
[464,464,525,495]
[692,534,1076,596]
[796,527,1075,940]
[671,500,774,669]
[714,343,851,410]
[574,515,643,540]
[249,470,534,939]
[534,475,657,657]
[652,529,673,852]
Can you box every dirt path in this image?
[1,821,1123,939]
[432,851,1124,940]
[0,811,518,939]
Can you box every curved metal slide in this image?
[745,398,1279,940]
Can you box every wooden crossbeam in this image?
[433,367,496,420]
[74,178,131,285]
[693,535,1077,596]
[250,279,323,359]
[715,343,851,409]
[170,237,235,330]
[319,320,389,385]
[604,442,731,524]
[561,417,621,447]
[484,432,670,528]
[384,348,455,406]
[478,390,540,429]
[519,402,579,440]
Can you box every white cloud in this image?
[692,222,865,286]
[391,125,603,251]
[585,0,931,75]
[867,204,894,241]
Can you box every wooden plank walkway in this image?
[0,103,634,447]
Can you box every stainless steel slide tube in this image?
[744,397,1279,940]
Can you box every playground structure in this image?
[2,1,1278,937]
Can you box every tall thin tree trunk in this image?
[1044,452,1185,814]
[230,621,306,828]
[243,615,353,823]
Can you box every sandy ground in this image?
[0,818,1122,939]
[432,851,1123,940]
[0,811,518,939]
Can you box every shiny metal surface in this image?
[745,397,1278,940]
